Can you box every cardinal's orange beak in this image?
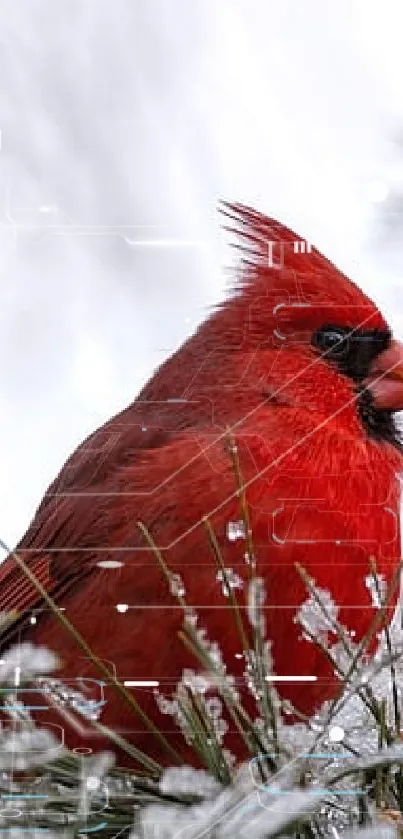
[363,339,403,411]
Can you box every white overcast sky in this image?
[2,0,403,549]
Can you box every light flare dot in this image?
[328,725,345,742]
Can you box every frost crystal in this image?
[154,685,196,745]
[169,572,185,598]
[226,520,245,541]
[216,568,243,597]
[137,780,326,839]
[295,587,339,644]
[181,669,210,694]
[159,766,222,799]
[243,551,256,570]
[204,696,228,743]
[184,609,198,627]
[192,623,228,673]
[365,572,387,609]
[329,639,360,678]
[0,728,61,770]
[327,641,351,677]
[205,696,222,717]
[247,577,266,633]
[153,690,180,717]
[244,648,273,703]
[0,644,60,682]
[221,748,237,769]
[38,677,105,721]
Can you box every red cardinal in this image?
[1,202,403,769]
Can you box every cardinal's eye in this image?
[313,325,350,358]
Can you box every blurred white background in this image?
[1,0,403,548]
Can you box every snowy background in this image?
[2,0,403,549]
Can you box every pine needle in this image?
[224,428,257,577]
[202,514,250,654]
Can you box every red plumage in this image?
[1,202,403,768]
